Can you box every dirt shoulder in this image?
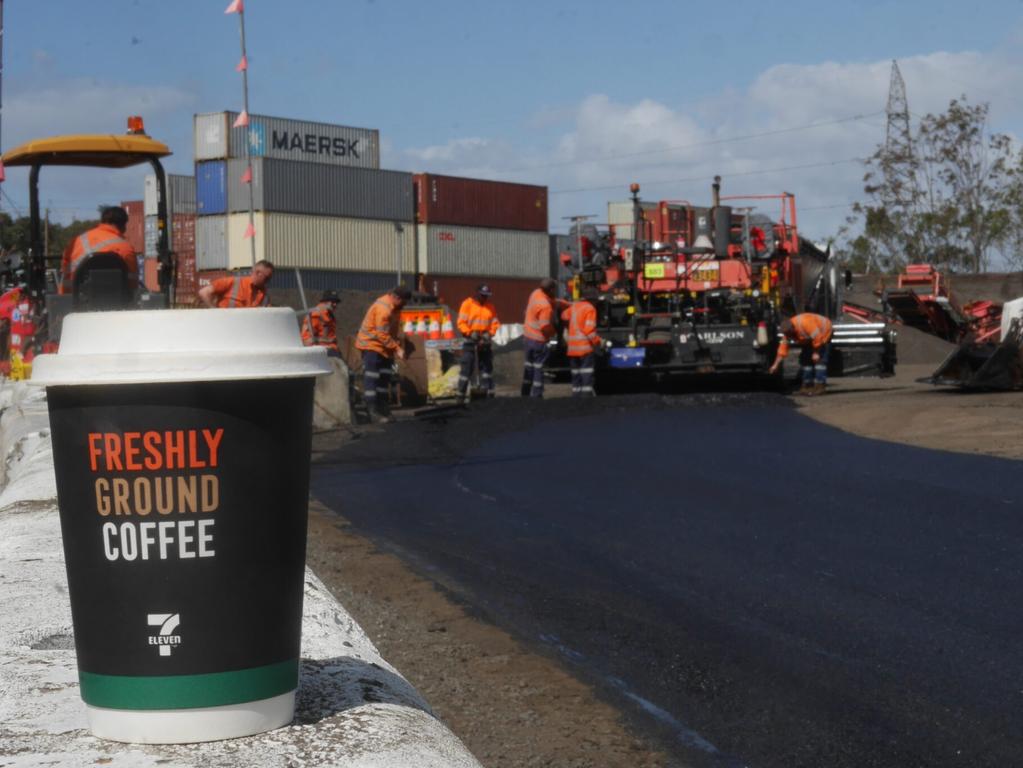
[797,363,1023,460]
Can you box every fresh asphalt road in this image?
[311,397,1023,768]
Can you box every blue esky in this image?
[4,0,1022,242]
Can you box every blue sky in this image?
[4,0,1022,243]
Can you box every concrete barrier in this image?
[0,381,480,767]
[313,356,352,429]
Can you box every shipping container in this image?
[175,249,198,304]
[419,274,538,325]
[143,215,158,258]
[196,161,228,215]
[416,224,549,278]
[196,216,229,270]
[220,158,412,221]
[194,111,380,168]
[122,200,144,254]
[414,173,547,231]
[226,213,415,273]
[144,174,197,217]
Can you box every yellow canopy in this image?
[2,134,172,168]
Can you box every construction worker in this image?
[521,277,569,398]
[562,297,602,397]
[355,285,410,422]
[456,284,500,403]
[59,206,137,295]
[198,260,274,308]
[768,313,833,395]
[301,289,341,356]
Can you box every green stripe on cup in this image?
[79,659,298,710]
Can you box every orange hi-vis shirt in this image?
[301,301,338,350]
[457,296,500,337]
[562,301,601,357]
[355,293,401,356]
[777,313,833,358]
[523,288,570,342]
[60,223,136,293]
[208,275,271,308]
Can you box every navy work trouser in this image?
[799,343,830,386]
[361,350,393,414]
[458,340,494,396]
[570,353,596,397]
[521,339,549,398]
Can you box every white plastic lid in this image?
[31,308,332,386]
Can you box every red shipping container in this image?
[143,257,160,292]
[420,274,540,325]
[175,250,197,303]
[121,200,145,254]
[172,213,196,251]
[414,173,547,232]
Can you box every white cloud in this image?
[2,79,198,223]
[391,48,1023,244]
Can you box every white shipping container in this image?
[194,112,380,168]
[607,201,657,242]
[196,216,229,270]
[416,224,549,279]
[144,174,197,216]
[226,213,414,273]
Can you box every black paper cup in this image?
[31,308,330,743]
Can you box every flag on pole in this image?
[240,166,253,184]
[236,55,248,72]
[242,223,256,239]
[0,161,6,184]
[224,0,244,14]
[232,110,249,128]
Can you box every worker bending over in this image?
[199,260,274,308]
[456,283,500,404]
[562,297,602,397]
[355,285,410,422]
[522,277,570,398]
[768,312,833,395]
[301,289,341,356]
[60,206,137,295]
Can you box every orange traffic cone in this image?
[441,312,455,340]
[416,315,428,336]
[428,316,441,341]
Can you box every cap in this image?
[476,283,492,297]
[321,289,340,303]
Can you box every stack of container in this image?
[415,173,549,322]
[193,111,414,294]
[142,174,197,301]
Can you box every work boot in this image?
[370,409,392,424]
[456,392,469,407]
[812,382,827,396]
[798,383,814,396]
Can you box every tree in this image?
[840,97,1016,273]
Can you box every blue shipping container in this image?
[195,161,227,215]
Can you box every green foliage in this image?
[0,212,101,260]
[839,97,1021,273]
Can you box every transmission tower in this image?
[882,59,918,208]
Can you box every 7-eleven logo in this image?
[147,613,182,657]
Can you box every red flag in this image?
[240,166,253,184]
[233,110,249,128]
[242,223,256,239]
[224,0,244,14]
[236,55,248,72]
[0,161,6,183]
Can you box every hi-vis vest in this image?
[523,289,556,343]
[565,301,600,357]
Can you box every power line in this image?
[0,186,22,217]
[550,157,862,195]
[501,111,884,175]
